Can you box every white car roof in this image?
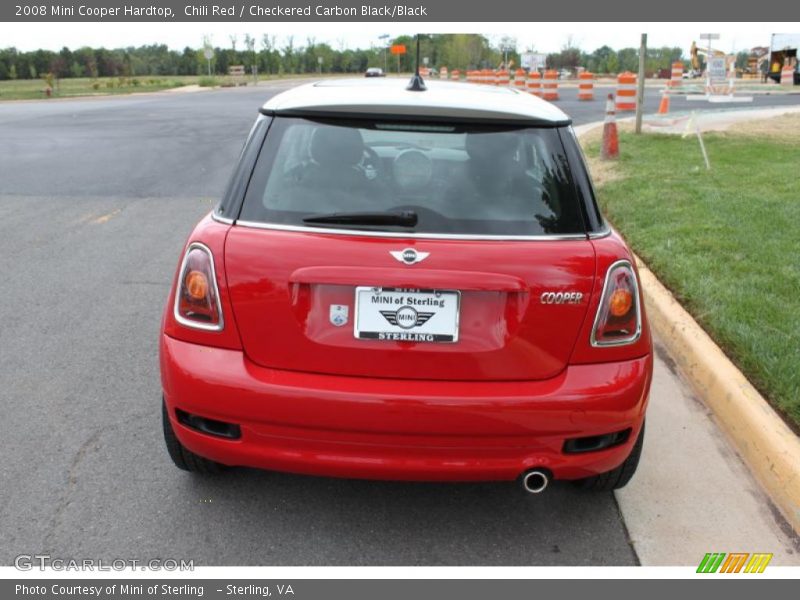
[260,78,570,125]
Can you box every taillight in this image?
[173,242,224,331]
[591,260,641,346]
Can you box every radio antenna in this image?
[406,34,427,91]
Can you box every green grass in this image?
[0,72,344,101]
[0,75,200,100]
[584,128,800,428]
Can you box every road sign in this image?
[708,57,727,84]
[390,44,406,55]
[203,47,214,60]
[699,33,720,41]
[521,52,546,71]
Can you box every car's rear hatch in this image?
[225,228,595,381]
[223,111,598,381]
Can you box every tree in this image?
[0,36,688,81]
[617,48,638,73]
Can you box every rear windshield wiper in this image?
[302,210,418,228]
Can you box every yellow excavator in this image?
[689,41,729,74]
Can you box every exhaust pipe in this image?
[521,469,550,494]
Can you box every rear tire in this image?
[162,401,225,474]
[573,422,645,492]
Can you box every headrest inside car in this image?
[310,127,365,167]
[465,132,519,162]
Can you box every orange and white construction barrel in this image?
[578,72,594,100]
[526,71,542,97]
[542,70,559,101]
[670,61,683,88]
[781,64,794,86]
[514,68,526,90]
[616,71,637,112]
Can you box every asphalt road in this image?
[0,81,797,567]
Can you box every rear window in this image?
[239,117,586,236]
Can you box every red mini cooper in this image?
[160,77,652,494]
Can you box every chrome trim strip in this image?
[234,220,590,242]
[211,212,234,225]
[590,259,643,347]
[173,242,225,333]
[589,227,611,240]
[588,228,612,240]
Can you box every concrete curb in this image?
[575,122,800,535]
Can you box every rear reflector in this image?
[175,409,241,440]
[563,429,631,454]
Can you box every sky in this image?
[1,22,798,55]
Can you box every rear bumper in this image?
[160,335,652,482]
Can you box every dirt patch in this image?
[726,112,800,141]
[578,123,633,188]
[585,154,626,187]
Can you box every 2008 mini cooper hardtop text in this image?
[160,76,652,494]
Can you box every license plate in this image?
[354,287,460,343]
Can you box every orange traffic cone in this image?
[601,93,619,160]
[657,90,670,115]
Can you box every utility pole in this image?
[203,47,213,77]
[635,33,647,134]
[245,35,257,85]
[378,34,389,72]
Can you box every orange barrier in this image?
[578,72,594,100]
[482,69,493,85]
[466,70,478,83]
[439,66,448,79]
[542,70,559,101]
[496,69,510,86]
[781,65,794,86]
[526,71,542,97]
[670,61,683,88]
[657,89,670,114]
[616,71,637,111]
[602,93,619,160]
[450,69,460,81]
[514,68,526,90]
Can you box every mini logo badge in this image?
[390,248,430,265]
[380,307,435,329]
[329,304,349,327]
